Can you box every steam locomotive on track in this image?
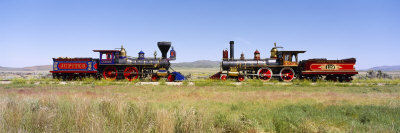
[50,42,185,82]
[210,41,358,82]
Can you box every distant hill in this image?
[0,66,28,71]
[0,65,52,71]
[172,60,219,68]
[366,65,400,71]
[24,65,52,71]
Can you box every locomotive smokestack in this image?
[229,41,234,60]
[157,41,171,59]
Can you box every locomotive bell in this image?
[270,43,278,58]
[120,45,127,57]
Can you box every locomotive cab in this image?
[277,51,305,66]
[93,50,120,64]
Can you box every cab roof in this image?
[278,51,306,54]
[92,50,120,52]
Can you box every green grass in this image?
[1,78,399,132]
[193,79,237,87]
[270,104,399,132]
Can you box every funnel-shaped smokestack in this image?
[229,41,234,60]
[157,41,171,59]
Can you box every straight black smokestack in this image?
[229,41,234,60]
[157,41,171,59]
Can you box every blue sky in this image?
[1,0,399,69]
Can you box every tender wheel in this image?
[151,74,159,82]
[220,74,227,81]
[123,67,139,81]
[103,66,118,81]
[66,74,75,81]
[238,75,245,82]
[311,76,318,82]
[167,74,175,82]
[338,76,344,82]
[344,76,352,82]
[257,68,273,81]
[326,75,338,82]
[280,67,295,82]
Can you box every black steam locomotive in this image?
[211,41,358,82]
[50,42,185,81]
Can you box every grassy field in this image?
[0,79,399,132]
[172,67,219,79]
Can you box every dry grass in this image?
[0,80,399,132]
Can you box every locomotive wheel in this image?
[220,75,227,80]
[167,74,175,82]
[151,74,159,82]
[238,75,245,82]
[123,67,139,81]
[257,68,273,81]
[103,66,118,81]
[280,67,295,82]
[344,76,352,82]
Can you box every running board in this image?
[227,74,284,77]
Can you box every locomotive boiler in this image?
[211,41,358,82]
[50,41,184,82]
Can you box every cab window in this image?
[101,54,106,59]
[101,53,112,60]
[284,54,292,62]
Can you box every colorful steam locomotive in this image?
[210,41,358,82]
[50,42,185,81]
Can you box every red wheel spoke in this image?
[220,75,227,80]
[103,66,117,80]
[280,68,295,82]
[167,74,175,82]
[258,68,272,81]
[124,67,138,81]
[238,75,245,82]
[151,75,159,81]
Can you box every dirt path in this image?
[0,80,11,84]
